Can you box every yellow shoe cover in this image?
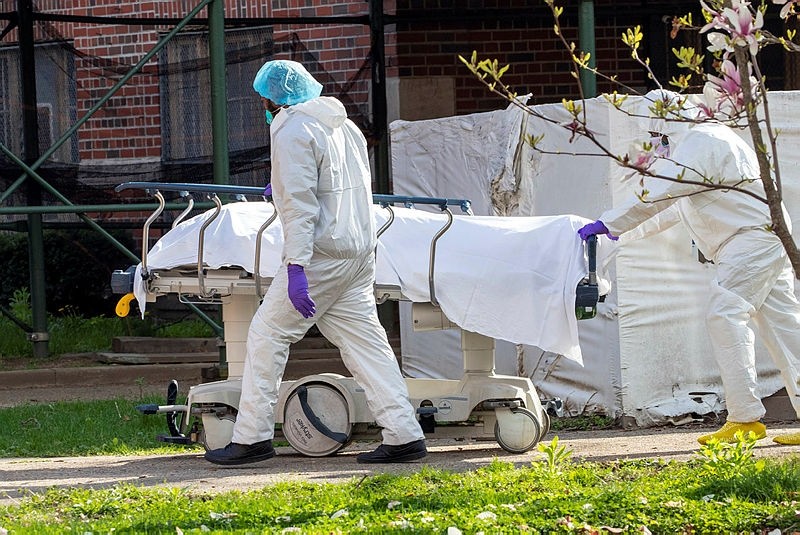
[697,421,767,445]
[773,432,800,445]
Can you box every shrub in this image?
[0,228,137,317]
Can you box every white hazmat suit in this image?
[598,91,800,444]
[231,94,425,448]
[205,61,426,465]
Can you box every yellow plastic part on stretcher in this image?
[115,292,135,318]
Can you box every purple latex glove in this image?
[578,220,618,241]
[263,183,272,197]
[287,264,316,318]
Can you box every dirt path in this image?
[2,423,800,507]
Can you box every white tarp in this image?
[390,91,800,426]
[133,202,598,363]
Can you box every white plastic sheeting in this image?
[390,92,800,426]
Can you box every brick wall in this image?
[0,0,376,162]
[393,0,703,114]
[265,1,382,134]
[0,1,710,163]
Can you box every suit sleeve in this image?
[271,122,322,266]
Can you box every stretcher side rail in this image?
[112,181,600,319]
[113,181,474,307]
[115,181,473,215]
[142,267,407,303]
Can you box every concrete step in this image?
[112,337,219,354]
[96,348,394,366]
[96,347,399,369]
[96,352,221,365]
[111,336,400,354]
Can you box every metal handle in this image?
[254,203,280,298]
[140,191,165,279]
[429,207,455,307]
[197,194,223,298]
[376,205,395,238]
[171,191,194,228]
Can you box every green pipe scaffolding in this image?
[2,0,217,356]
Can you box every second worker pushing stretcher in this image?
[578,89,800,447]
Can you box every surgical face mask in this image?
[263,102,285,125]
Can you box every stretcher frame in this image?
[113,181,598,456]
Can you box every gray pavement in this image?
[0,362,206,408]
[2,424,800,507]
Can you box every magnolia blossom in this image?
[703,59,757,116]
[706,31,732,54]
[696,85,721,118]
[700,0,763,56]
[626,140,659,172]
[773,0,800,19]
[706,59,743,97]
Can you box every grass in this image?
[0,396,203,457]
[1,450,799,533]
[1,295,798,533]
[1,398,799,533]
[551,413,615,432]
[0,288,216,364]
[0,395,612,458]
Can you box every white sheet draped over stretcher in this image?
[133,201,595,364]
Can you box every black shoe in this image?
[356,439,427,464]
[204,440,275,466]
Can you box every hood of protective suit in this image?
[270,96,347,133]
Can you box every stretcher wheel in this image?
[283,382,352,457]
[494,407,541,454]
[539,410,551,442]
[200,406,237,451]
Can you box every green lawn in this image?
[0,399,798,534]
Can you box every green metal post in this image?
[368,0,397,334]
[369,0,389,194]
[19,0,48,357]
[208,0,230,369]
[208,0,229,186]
[578,0,597,98]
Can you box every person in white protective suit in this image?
[204,60,427,465]
[578,89,800,446]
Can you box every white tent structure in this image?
[389,92,800,427]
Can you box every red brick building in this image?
[0,1,795,193]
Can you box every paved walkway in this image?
[0,361,206,407]
[2,424,799,507]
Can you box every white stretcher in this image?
[112,182,602,456]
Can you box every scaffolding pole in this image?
[19,0,48,357]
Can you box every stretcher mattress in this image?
[134,201,597,364]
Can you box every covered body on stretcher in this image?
[113,182,603,455]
